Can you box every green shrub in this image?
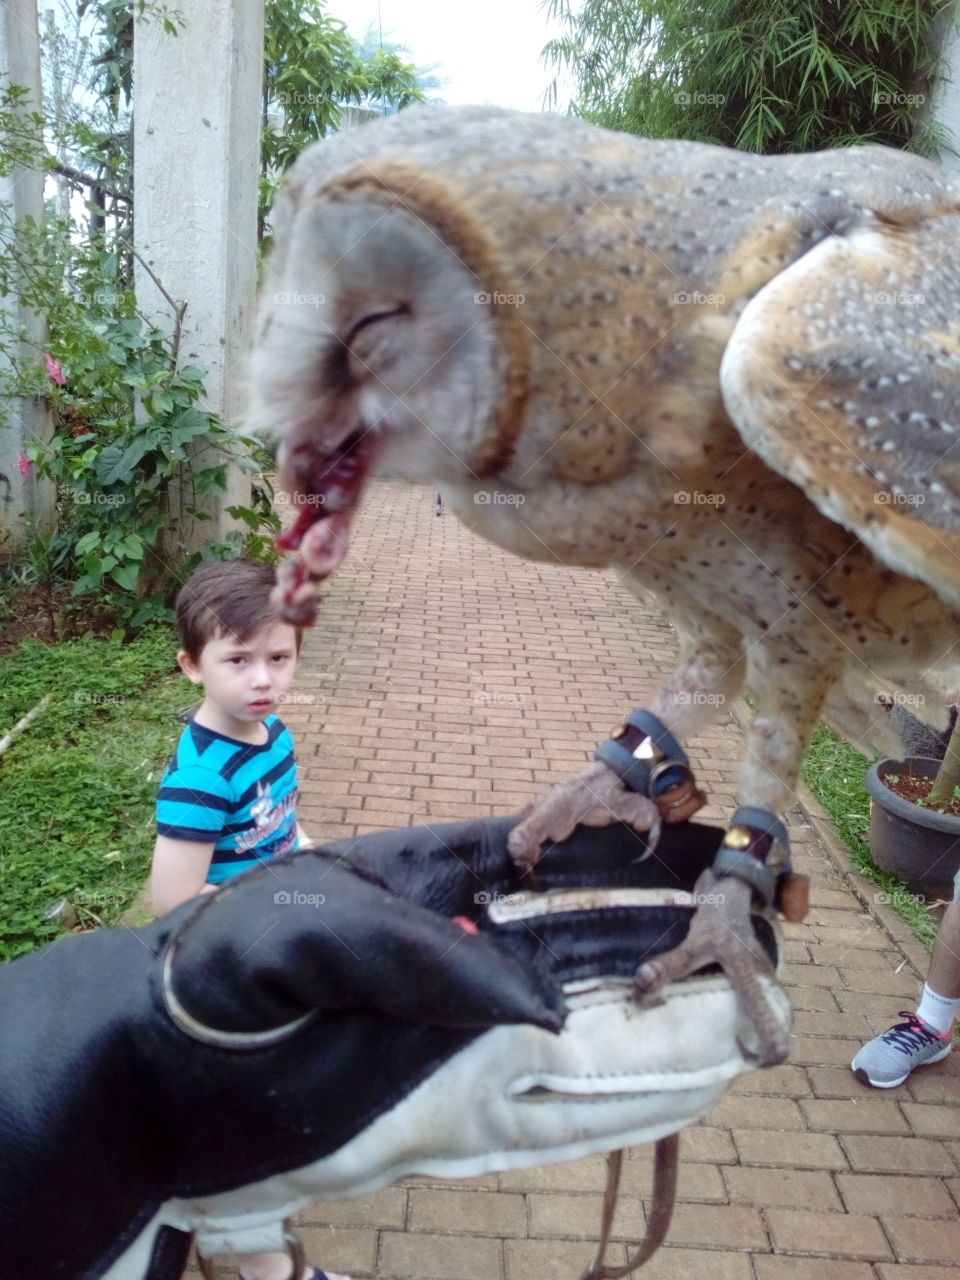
[0,628,184,958]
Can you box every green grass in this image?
[801,723,940,951]
[0,628,184,959]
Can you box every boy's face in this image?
[178,621,300,736]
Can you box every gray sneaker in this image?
[852,1012,953,1088]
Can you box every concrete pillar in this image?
[0,0,54,550]
[927,3,960,177]
[340,105,379,129]
[133,0,264,553]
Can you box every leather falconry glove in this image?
[0,813,790,1280]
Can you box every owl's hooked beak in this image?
[272,425,382,624]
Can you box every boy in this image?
[150,558,348,1280]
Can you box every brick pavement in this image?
[206,480,960,1279]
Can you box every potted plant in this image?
[865,701,960,901]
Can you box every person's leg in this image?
[851,893,960,1088]
[231,1252,349,1280]
[924,898,960,1007]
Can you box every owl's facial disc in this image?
[256,198,508,623]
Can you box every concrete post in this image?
[926,2,960,177]
[0,0,54,551]
[133,0,264,555]
[340,105,379,129]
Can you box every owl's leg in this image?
[645,600,748,740]
[636,648,833,1064]
[734,645,837,815]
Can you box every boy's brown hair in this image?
[176,559,301,659]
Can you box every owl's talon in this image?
[506,760,662,873]
[506,710,704,875]
[633,872,787,1066]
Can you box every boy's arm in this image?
[154,759,233,915]
[149,834,217,917]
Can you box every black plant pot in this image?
[865,757,960,902]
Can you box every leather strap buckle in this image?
[595,710,704,821]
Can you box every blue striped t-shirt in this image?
[156,716,299,883]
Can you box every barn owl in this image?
[248,105,960,1059]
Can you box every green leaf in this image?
[195,465,229,494]
[110,562,140,590]
[170,407,212,443]
[117,534,145,560]
[75,531,102,556]
[139,514,167,541]
[97,435,155,485]
[226,504,262,531]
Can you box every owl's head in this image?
[247,161,530,568]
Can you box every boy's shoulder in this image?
[266,713,294,743]
[162,723,234,795]
[168,716,294,772]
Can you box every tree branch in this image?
[132,248,187,367]
[50,158,131,203]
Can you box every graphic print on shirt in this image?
[250,781,274,829]
[234,787,297,853]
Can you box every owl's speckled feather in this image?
[249,105,960,818]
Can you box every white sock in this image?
[916,984,959,1035]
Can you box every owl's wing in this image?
[720,207,960,608]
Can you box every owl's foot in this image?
[506,710,705,874]
[634,808,808,1067]
[506,760,664,874]
[635,869,788,1065]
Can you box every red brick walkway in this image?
[269,480,960,1280]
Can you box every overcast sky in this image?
[345,0,573,113]
[37,0,575,115]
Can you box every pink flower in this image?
[44,352,66,386]
[18,451,32,477]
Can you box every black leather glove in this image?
[0,814,787,1279]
